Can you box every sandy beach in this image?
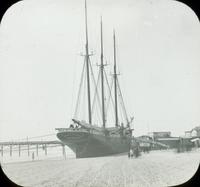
[1,149,200,187]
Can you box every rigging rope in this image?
[82,64,87,121]
[91,68,102,124]
[73,59,86,119]
[116,78,129,124]
[104,70,115,124]
[88,58,102,125]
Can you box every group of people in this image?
[69,124,80,130]
[128,138,141,158]
[177,137,193,153]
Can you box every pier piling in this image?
[62,145,66,160]
[10,144,12,157]
[45,144,47,155]
[36,144,38,156]
[28,144,30,156]
[1,145,3,157]
[19,144,21,157]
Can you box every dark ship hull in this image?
[57,130,131,158]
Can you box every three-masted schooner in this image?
[56,0,134,158]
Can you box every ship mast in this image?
[100,17,106,128]
[113,30,119,127]
[85,0,92,124]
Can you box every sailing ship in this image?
[56,0,134,158]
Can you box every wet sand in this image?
[1,149,200,187]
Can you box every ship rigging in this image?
[56,0,134,158]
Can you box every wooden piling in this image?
[28,144,30,156]
[36,144,38,156]
[10,144,12,157]
[45,144,47,155]
[0,146,2,157]
[62,144,66,160]
[19,144,21,157]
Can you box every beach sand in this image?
[1,149,200,187]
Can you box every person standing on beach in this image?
[32,152,35,161]
[130,149,133,158]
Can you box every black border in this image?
[0,0,199,187]
[0,0,199,23]
[0,163,22,187]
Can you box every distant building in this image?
[148,131,171,139]
[147,131,181,148]
[191,126,200,137]
[184,130,192,137]
[137,135,153,141]
[136,135,153,151]
[191,137,200,147]
[184,126,200,137]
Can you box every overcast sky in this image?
[0,0,200,141]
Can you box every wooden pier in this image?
[0,140,66,159]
